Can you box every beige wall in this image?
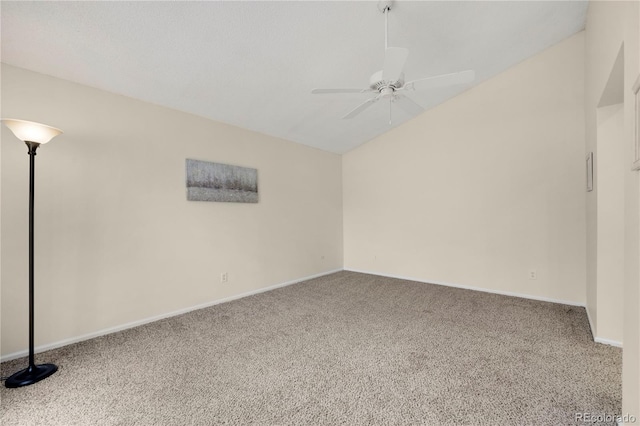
[585,0,640,419]
[595,103,625,343]
[588,27,626,346]
[343,32,586,305]
[0,64,344,358]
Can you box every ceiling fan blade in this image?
[342,97,379,119]
[311,88,371,94]
[393,94,423,116]
[404,70,475,91]
[382,47,409,82]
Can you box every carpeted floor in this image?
[1,271,621,425]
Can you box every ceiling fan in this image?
[312,0,476,123]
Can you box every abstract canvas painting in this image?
[186,159,258,203]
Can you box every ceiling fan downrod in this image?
[379,0,394,50]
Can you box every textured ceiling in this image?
[1,1,588,153]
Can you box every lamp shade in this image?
[1,119,63,144]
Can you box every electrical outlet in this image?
[529,270,537,280]
[221,272,228,283]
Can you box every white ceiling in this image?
[1,1,588,153]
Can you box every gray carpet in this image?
[1,271,621,425]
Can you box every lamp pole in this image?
[2,119,62,388]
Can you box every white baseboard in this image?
[584,300,623,348]
[345,268,626,348]
[594,337,623,347]
[1,269,342,363]
[586,305,597,339]
[4,268,622,361]
[344,268,586,306]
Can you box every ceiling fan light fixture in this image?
[380,87,395,100]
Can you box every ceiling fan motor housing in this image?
[369,70,404,93]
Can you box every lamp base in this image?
[5,363,57,388]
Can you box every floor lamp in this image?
[2,119,63,388]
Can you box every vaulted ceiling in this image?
[1,1,588,153]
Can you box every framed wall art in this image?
[186,159,258,203]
